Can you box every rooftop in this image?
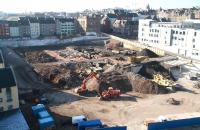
[107,13,117,18]
[28,17,39,23]
[57,18,74,23]
[8,21,19,27]
[0,20,8,24]
[0,67,16,88]
[18,17,30,26]
[0,109,29,130]
[38,18,55,24]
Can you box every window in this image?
[193,45,196,48]
[172,31,175,34]
[176,31,178,34]
[183,31,185,35]
[0,98,2,102]
[180,32,182,35]
[8,105,13,110]
[194,32,197,36]
[0,88,1,93]
[0,107,3,112]
[192,39,195,43]
[6,88,12,102]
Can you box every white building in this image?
[29,17,40,38]
[0,68,19,112]
[56,18,76,37]
[138,19,200,60]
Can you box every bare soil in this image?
[45,78,200,130]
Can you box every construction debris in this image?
[166,98,183,105]
[98,71,132,93]
[84,71,132,94]
[137,61,175,81]
[136,48,159,58]
[34,63,82,88]
[24,51,58,63]
[105,39,123,50]
[15,42,177,96]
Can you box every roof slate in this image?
[0,67,16,88]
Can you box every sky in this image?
[0,0,199,13]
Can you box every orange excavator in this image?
[75,72,99,95]
[75,72,121,100]
[100,87,121,100]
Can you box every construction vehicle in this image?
[99,87,121,100]
[75,72,99,95]
[128,56,148,63]
[152,74,175,87]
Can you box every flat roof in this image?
[0,67,16,88]
[0,109,29,130]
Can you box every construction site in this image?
[2,38,200,130]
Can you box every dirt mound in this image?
[136,49,159,58]
[138,61,175,81]
[84,71,132,94]
[127,73,169,94]
[34,64,81,88]
[24,51,58,63]
[105,40,123,50]
[98,71,132,93]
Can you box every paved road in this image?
[1,47,49,94]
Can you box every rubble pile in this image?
[127,73,169,94]
[105,40,123,50]
[98,71,132,93]
[34,64,82,88]
[59,47,83,58]
[138,61,175,81]
[24,51,58,63]
[83,71,132,93]
[136,49,159,58]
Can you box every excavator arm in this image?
[75,72,98,94]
